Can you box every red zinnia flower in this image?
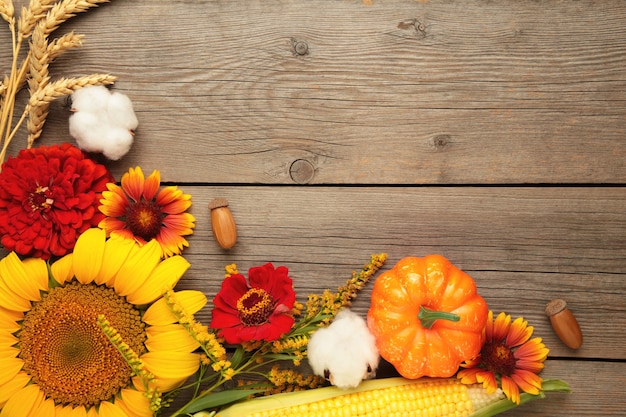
[0,143,114,259]
[457,311,550,404]
[211,263,296,344]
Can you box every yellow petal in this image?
[0,311,21,333]
[0,331,18,347]
[142,290,207,326]
[0,384,44,417]
[145,324,200,352]
[127,256,190,305]
[0,371,29,407]
[22,257,49,291]
[33,398,56,417]
[116,388,153,417]
[0,253,42,301]
[0,357,23,386]
[0,281,31,312]
[113,239,161,298]
[50,253,74,285]
[72,228,106,284]
[98,400,130,417]
[141,351,200,379]
[64,404,87,417]
[97,234,136,286]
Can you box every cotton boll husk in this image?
[307,309,379,389]
[70,85,111,113]
[107,91,139,130]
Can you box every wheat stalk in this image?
[0,0,116,169]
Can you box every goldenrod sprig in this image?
[97,314,164,412]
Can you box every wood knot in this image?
[397,18,427,37]
[292,39,309,56]
[289,159,315,184]
[429,134,451,151]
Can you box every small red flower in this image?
[211,263,296,344]
[0,143,114,259]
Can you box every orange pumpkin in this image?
[367,254,488,379]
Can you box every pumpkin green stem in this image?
[418,305,460,329]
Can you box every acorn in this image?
[545,299,583,349]
[209,198,237,249]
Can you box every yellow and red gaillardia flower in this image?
[211,263,296,344]
[98,166,195,258]
[0,143,114,259]
[0,228,206,417]
[457,310,550,404]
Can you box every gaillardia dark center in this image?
[237,288,275,325]
[127,200,164,241]
[481,342,517,377]
[19,281,146,407]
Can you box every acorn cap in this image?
[545,299,567,316]
[209,198,229,210]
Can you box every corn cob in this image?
[212,377,503,417]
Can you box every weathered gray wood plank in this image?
[2,0,625,183]
[157,186,626,361]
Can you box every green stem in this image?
[470,379,571,417]
[418,305,460,329]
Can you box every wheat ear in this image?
[18,0,55,37]
[0,0,15,24]
[36,0,110,37]
[26,73,117,146]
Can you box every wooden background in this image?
[2,0,625,415]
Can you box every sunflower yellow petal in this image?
[97,234,136,286]
[98,399,131,417]
[127,256,190,305]
[50,253,74,285]
[22,257,49,291]
[116,388,153,417]
[145,324,200,352]
[113,239,161,298]
[33,398,56,417]
[141,351,200,379]
[66,405,88,417]
[72,228,106,284]
[0,282,31,312]
[0,314,20,333]
[0,331,18,347]
[0,357,24,385]
[0,371,30,408]
[0,253,42,301]
[0,384,44,417]
[143,290,208,325]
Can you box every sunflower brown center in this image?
[19,281,146,408]
[237,288,275,326]
[127,200,163,241]
[481,342,517,376]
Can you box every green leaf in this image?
[177,389,266,414]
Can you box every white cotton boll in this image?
[101,127,134,161]
[69,112,106,153]
[68,85,138,160]
[107,91,139,130]
[70,85,111,114]
[307,309,379,389]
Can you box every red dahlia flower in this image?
[0,143,114,259]
[211,263,296,344]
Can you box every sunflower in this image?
[457,310,550,404]
[0,228,206,416]
[211,263,296,344]
[98,166,195,257]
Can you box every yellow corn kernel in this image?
[215,377,505,417]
